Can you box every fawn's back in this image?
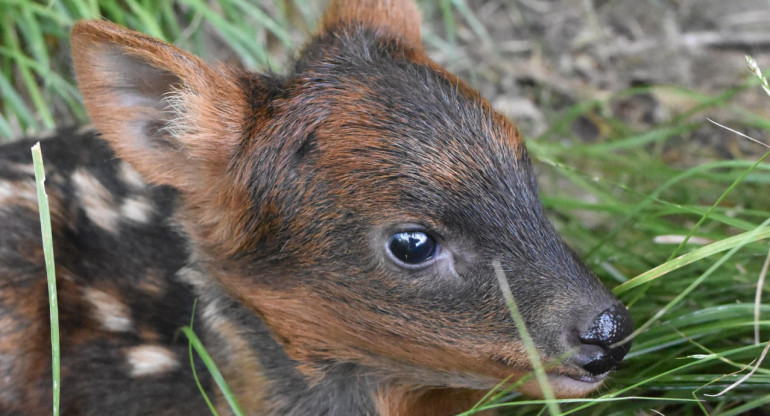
[0,1,633,415]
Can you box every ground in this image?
[432,0,770,156]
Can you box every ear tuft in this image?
[320,0,423,49]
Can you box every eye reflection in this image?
[387,231,437,265]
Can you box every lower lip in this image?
[517,373,607,398]
[564,372,608,384]
[545,372,608,397]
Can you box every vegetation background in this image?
[1,0,769,415]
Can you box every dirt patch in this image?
[421,0,770,162]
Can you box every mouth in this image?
[563,371,608,384]
[529,371,608,398]
[488,356,610,397]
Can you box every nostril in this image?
[574,344,613,376]
[575,304,634,374]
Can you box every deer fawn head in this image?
[71,0,632,402]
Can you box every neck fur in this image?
[181,264,490,416]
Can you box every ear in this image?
[70,20,247,191]
[320,0,423,49]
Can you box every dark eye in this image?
[387,231,437,265]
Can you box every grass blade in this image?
[3,15,55,129]
[0,112,12,139]
[31,143,60,416]
[183,300,219,416]
[665,151,770,261]
[613,225,770,295]
[179,324,244,416]
[493,261,561,416]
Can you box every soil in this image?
[421,0,770,162]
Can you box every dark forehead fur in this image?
[293,26,523,163]
[233,27,534,262]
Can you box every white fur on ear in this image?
[71,20,246,189]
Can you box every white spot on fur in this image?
[0,182,13,201]
[8,163,36,176]
[72,169,119,233]
[0,181,37,206]
[83,288,133,332]
[118,162,146,190]
[121,196,153,223]
[176,265,207,286]
[202,298,226,328]
[126,345,179,377]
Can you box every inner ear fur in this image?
[70,20,247,191]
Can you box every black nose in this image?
[573,304,633,375]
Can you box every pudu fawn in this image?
[0,0,633,414]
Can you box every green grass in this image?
[31,143,60,416]
[493,260,561,415]
[505,81,770,415]
[0,0,320,138]
[9,1,770,415]
[180,300,245,416]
